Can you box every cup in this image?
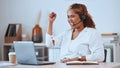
[8,52,16,63]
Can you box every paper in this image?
[66,61,99,65]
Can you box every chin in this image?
[71,27,75,29]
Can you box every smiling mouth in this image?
[69,22,74,26]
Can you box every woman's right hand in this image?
[48,12,56,24]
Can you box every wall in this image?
[0,0,120,60]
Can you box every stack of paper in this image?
[66,61,99,65]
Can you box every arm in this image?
[47,12,56,35]
[46,31,66,47]
[61,57,86,63]
[46,12,65,47]
[85,31,104,62]
[46,12,56,46]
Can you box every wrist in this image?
[49,21,54,24]
[78,56,86,61]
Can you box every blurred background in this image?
[0,0,120,61]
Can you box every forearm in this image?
[86,52,104,62]
[47,12,56,35]
[61,56,86,63]
[47,22,53,35]
[69,56,86,61]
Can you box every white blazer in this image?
[46,27,104,62]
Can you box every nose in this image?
[68,17,72,22]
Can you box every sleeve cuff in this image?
[46,33,54,47]
[86,55,92,61]
[46,33,53,39]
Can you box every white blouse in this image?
[46,27,104,62]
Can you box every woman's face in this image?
[67,9,81,29]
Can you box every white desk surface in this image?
[0,61,120,68]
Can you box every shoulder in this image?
[85,27,99,33]
[85,27,101,37]
[85,27,96,32]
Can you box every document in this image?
[66,61,99,65]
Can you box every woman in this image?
[46,3,104,63]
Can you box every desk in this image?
[0,61,120,68]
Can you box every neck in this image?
[73,24,84,33]
[71,25,84,40]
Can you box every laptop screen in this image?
[13,41,38,64]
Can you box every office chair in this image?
[103,49,107,62]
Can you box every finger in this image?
[51,12,56,18]
[61,59,66,63]
[62,59,68,63]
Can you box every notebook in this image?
[13,41,55,65]
[66,61,99,65]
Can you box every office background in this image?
[0,0,120,60]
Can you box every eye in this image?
[71,15,75,17]
[67,15,69,18]
[67,15,75,18]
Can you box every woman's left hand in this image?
[61,57,79,63]
[61,58,69,63]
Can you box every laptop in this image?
[13,41,56,65]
